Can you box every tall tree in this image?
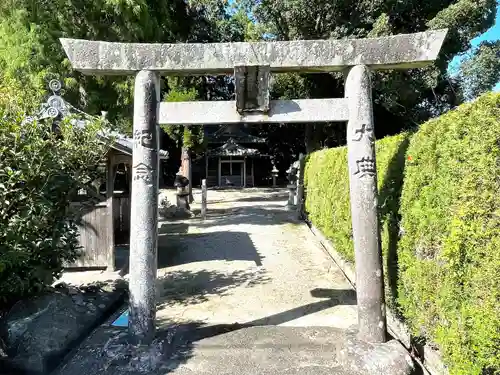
[0,0,198,132]
[158,0,251,186]
[458,40,500,100]
[162,80,202,194]
[237,0,497,151]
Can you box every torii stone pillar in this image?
[345,65,385,343]
[296,153,305,220]
[60,29,447,345]
[129,70,160,343]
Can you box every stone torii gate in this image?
[60,30,447,345]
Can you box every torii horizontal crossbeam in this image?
[158,99,349,125]
[60,30,447,75]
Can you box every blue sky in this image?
[449,4,500,91]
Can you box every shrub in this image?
[304,92,500,375]
[398,93,499,374]
[304,132,410,307]
[0,113,108,308]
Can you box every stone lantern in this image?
[174,170,190,210]
[285,162,298,210]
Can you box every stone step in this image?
[54,325,414,375]
[54,323,413,375]
[165,326,413,375]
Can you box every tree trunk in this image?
[305,124,321,154]
[180,147,193,203]
[305,124,313,154]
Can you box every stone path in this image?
[154,187,358,331]
[54,188,416,375]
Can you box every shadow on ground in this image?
[157,229,264,268]
[205,191,289,204]
[231,191,289,203]
[378,136,411,311]
[204,187,285,193]
[157,268,271,308]
[147,287,357,373]
[117,189,297,273]
[117,227,266,275]
[158,287,356,335]
[189,206,298,227]
[116,208,291,276]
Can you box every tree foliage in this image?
[238,0,497,150]
[0,0,497,157]
[0,0,199,132]
[0,113,108,306]
[162,81,204,151]
[0,10,50,114]
[458,40,500,100]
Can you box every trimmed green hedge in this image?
[304,93,500,375]
[304,131,410,309]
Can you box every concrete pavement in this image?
[53,188,413,375]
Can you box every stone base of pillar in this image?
[286,184,296,210]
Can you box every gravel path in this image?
[155,188,358,330]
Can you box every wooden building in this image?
[202,124,270,187]
[71,137,167,270]
[28,80,169,269]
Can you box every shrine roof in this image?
[207,124,266,144]
[23,80,168,158]
[207,138,262,157]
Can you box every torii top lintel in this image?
[60,29,447,76]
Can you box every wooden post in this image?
[106,152,116,271]
[127,163,133,193]
[218,157,221,187]
[251,159,254,187]
[243,157,247,187]
[205,154,209,185]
